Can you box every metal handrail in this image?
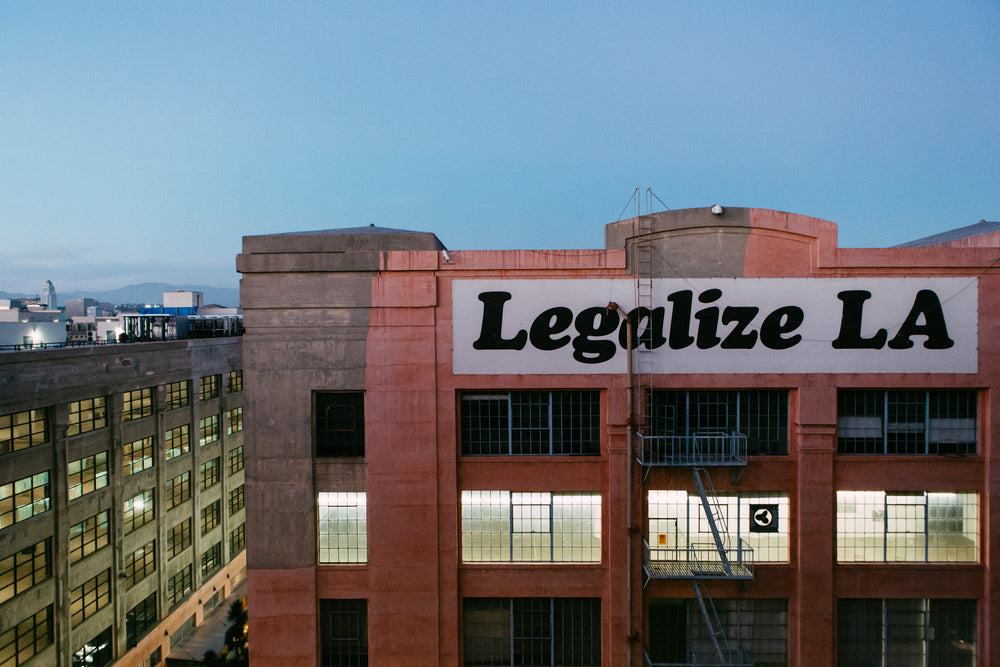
[642,540,754,580]
[636,431,747,466]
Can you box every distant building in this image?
[42,280,57,310]
[65,298,100,319]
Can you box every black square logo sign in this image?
[749,504,779,533]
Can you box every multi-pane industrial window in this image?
[462,491,601,562]
[461,390,600,456]
[74,627,112,667]
[462,598,601,667]
[0,472,50,529]
[227,407,243,435]
[165,380,190,410]
[199,375,220,401]
[168,519,192,559]
[648,390,788,456]
[0,538,50,604]
[836,491,978,562]
[320,599,367,667]
[0,606,52,667]
[648,598,787,667]
[71,569,111,625]
[199,415,219,446]
[200,457,220,490]
[67,398,106,436]
[315,392,365,457]
[165,425,191,460]
[124,540,156,588]
[123,387,154,421]
[69,511,109,563]
[228,445,244,475]
[229,484,245,516]
[318,492,367,564]
[68,452,108,500]
[647,490,789,563]
[230,523,246,554]
[837,599,976,667]
[201,500,221,535]
[126,593,158,648]
[227,370,243,393]
[124,489,155,533]
[166,471,191,509]
[0,409,47,455]
[123,437,154,475]
[166,564,193,610]
[838,390,978,455]
[200,541,222,578]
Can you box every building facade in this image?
[238,209,999,666]
[0,336,247,667]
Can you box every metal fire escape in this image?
[631,195,754,667]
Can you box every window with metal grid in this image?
[0,538,50,604]
[200,457,220,490]
[227,370,243,393]
[166,472,191,509]
[199,375,220,401]
[838,389,977,455]
[123,437,154,476]
[0,408,48,454]
[68,452,109,500]
[71,570,111,625]
[315,392,365,457]
[648,390,787,455]
[317,492,367,564]
[201,500,221,535]
[230,523,246,554]
[67,398,106,436]
[200,415,219,446]
[227,406,243,435]
[123,489,155,533]
[462,598,601,667]
[228,445,244,474]
[123,387,154,421]
[229,484,245,515]
[320,599,368,667]
[126,592,158,648]
[200,541,222,578]
[166,564,193,610]
[168,518,192,559]
[124,540,156,588]
[0,471,50,528]
[165,380,190,410]
[69,511,109,563]
[166,425,191,460]
[0,606,52,667]
[461,390,600,456]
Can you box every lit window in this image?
[69,511,109,563]
[165,425,190,460]
[168,519,192,559]
[227,407,243,435]
[123,489,155,533]
[165,380,190,410]
[71,570,111,624]
[318,492,367,564]
[165,472,191,509]
[199,375,220,401]
[200,457,220,490]
[227,370,243,393]
[0,606,52,667]
[123,540,156,588]
[123,388,154,421]
[228,446,244,475]
[0,471,50,528]
[201,500,221,535]
[67,452,109,500]
[199,415,219,445]
[123,438,154,475]
[0,409,47,454]
[67,398,106,436]
[0,538,50,604]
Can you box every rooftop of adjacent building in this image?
[894,219,1000,248]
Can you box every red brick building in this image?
[237,208,998,666]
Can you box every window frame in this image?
[315,392,365,458]
[0,408,48,455]
[123,387,154,421]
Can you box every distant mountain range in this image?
[0,282,240,309]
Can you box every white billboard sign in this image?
[451,278,978,374]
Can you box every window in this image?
[201,500,221,535]
[74,627,112,667]
[200,457,220,490]
[69,512,110,563]
[123,437,154,475]
[124,489,155,533]
[165,472,191,509]
[0,471,50,528]
[461,390,600,456]
[462,491,601,562]
[230,523,246,554]
[67,398,106,436]
[315,392,365,457]
[123,388,154,421]
[318,492,367,563]
[168,519,192,559]
[647,390,787,456]
[200,541,222,578]
[462,598,600,667]
[226,406,243,435]
[165,381,190,410]
[228,445,244,475]
[199,375,220,401]
[320,599,367,667]
[165,425,190,460]
[0,409,47,455]
[124,540,156,588]
[199,415,219,446]
[0,538,50,604]
[838,599,976,666]
[836,491,978,562]
[126,593,158,648]
[838,390,977,455]
[0,606,52,667]
[68,452,108,500]
[647,490,789,564]
[648,598,786,667]
[166,565,193,610]
[71,570,111,624]
[227,370,243,393]
[229,484,245,515]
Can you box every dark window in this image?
[463,598,600,666]
[168,519,192,559]
[200,542,222,578]
[316,393,365,457]
[166,565,193,610]
[320,599,368,667]
[165,472,191,509]
[648,390,787,456]
[124,540,156,588]
[838,390,977,455]
[74,627,113,667]
[461,391,600,456]
[126,593,158,648]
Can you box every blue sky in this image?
[2,1,998,294]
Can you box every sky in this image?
[1,1,998,294]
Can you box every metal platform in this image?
[642,542,754,581]
[636,432,747,467]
